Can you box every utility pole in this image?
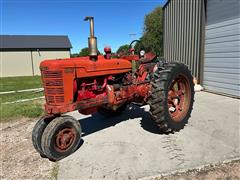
[129,33,136,40]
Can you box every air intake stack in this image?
[84,16,98,61]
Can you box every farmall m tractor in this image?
[32,17,194,161]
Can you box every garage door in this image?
[203,0,240,97]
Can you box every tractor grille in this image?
[44,79,63,86]
[42,70,62,78]
[46,96,64,103]
[42,70,64,104]
[46,87,64,94]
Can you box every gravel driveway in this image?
[0,119,54,179]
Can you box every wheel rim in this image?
[55,128,76,152]
[168,74,191,122]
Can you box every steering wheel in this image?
[128,40,145,55]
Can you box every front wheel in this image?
[148,62,194,132]
[32,116,54,157]
[41,115,82,161]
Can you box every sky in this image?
[1,0,166,53]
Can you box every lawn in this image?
[0,76,42,92]
[0,100,44,122]
[0,91,44,104]
[0,76,44,122]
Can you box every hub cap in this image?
[168,74,191,122]
[55,128,76,152]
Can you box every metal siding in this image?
[165,3,169,59]
[206,0,239,24]
[32,50,70,75]
[170,0,173,60]
[195,0,201,78]
[174,0,178,61]
[185,1,190,66]
[203,0,240,97]
[188,1,193,70]
[0,51,33,77]
[206,34,240,44]
[0,50,70,77]
[163,0,203,79]
[179,1,184,63]
[183,0,188,65]
[164,7,167,59]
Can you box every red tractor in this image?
[32,17,194,161]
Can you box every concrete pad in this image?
[58,92,240,179]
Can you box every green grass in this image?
[0,91,44,103]
[0,90,44,122]
[0,76,42,92]
[0,76,45,122]
[0,100,44,122]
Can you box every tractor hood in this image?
[40,55,132,78]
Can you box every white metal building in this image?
[0,35,72,77]
[163,0,240,97]
[203,0,240,97]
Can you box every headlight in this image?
[140,50,145,57]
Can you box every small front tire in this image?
[41,115,82,161]
[32,116,53,157]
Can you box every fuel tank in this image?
[40,55,132,78]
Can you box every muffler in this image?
[84,16,98,61]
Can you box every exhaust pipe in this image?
[84,16,98,61]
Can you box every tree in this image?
[70,53,80,58]
[140,6,163,56]
[116,44,129,54]
[79,47,101,57]
[79,47,90,57]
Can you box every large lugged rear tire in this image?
[148,62,194,133]
[41,115,82,161]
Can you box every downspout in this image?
[30,50,35,76]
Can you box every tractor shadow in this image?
[77,104,164,137]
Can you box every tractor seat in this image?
[139,52,157,64]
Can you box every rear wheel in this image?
[41,115,82,161]
[148,62,194,132]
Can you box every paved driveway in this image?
[58,92,240,179]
